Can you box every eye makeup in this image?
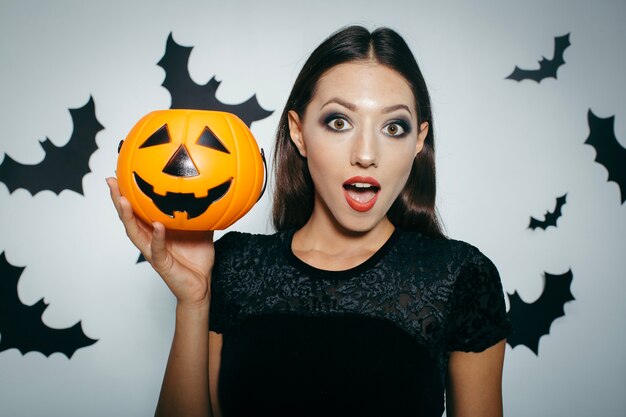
[383,118,412,138]
[321,112,352,132]
[319,111,413,137]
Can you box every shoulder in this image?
[215,230,286,250]
[393,230,484,274]
[393,229,504,297]
[395,228,474,252]
[435,234,502,292]
[214,230,287,266]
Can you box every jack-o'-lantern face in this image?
[117,110,265,230]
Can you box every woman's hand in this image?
[106,177,215,307]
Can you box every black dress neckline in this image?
[282,227,401,279]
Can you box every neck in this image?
[292,204,395,256]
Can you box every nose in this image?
[350,129,378,168]
[163,145,200,177]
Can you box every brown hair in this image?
[272,25,446,238]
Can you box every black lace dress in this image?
[209,228,512,417]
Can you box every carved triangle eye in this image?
[140,124,171,148]
[196,127,230,154]
[163,145,199,177]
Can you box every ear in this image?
[288,110,306,157]
[414,121,429,156]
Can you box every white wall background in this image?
[0,0,624,416]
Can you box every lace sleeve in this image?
[446,246,512,352]
[209,232,238,334]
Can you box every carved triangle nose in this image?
[163,145,199,177]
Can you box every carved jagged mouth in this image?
[133,172,232,219]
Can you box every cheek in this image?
[306,148,338,188]
[301,128,344,179]
[385,145,417,192]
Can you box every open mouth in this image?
[134,172,232,219]
[343,177,381,212]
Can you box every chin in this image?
[332,210,390,235]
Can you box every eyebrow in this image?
[320,98,413,117]
[381,104,413,116]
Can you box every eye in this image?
[139,124,171,148]
[382,120,410,137]
[325,116,352,132]
[196,127,230,154]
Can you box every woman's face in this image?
[288,61,429,233]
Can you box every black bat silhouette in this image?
[506,269,575,355]
[0,252,97,358]
[584,110,626,204]
[0,97,103,195]
[157,33,273,126]
[506,33,571,82]
[528,193,567,230]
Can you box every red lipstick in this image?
[342,176,381,212]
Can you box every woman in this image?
[108,25,511,417]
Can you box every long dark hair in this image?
[272,25,446,238]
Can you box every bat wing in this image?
[506,269,575,354]
[157,33,273,126]
[528,216,543,230]
[528,193,567,230]
[507,66,543,83]
[584,110,626,203]
[0,252,97,358]
[0,97,104,195]
[548,194,567,223]
[550,33,571,73]
[506,33,571,83]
